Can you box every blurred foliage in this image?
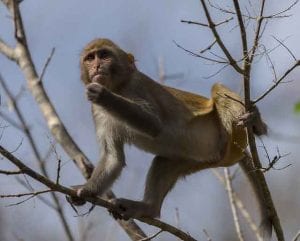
[295,101,300,113]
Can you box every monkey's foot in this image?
[67,184,96,206]
[237,106,267,136]
[237,111,256,127]
[109,198,159,220]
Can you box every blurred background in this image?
[0,0,299,240]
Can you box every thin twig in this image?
[0,169,22,175]
[0,189,52,198]
[203,229,212,241]
[249,0,266,64]
[224,168,245,241]
[292,229,300,241]
[181,17,233,27]
[259,140,291,172]
[16,177,56,209]
[212,169,262,241]
[138,230,163,241]
[265,0,299,18]
[200,39,217,54]
[199,0,243,74]
[255,60,300,103]
[39,48,55,83]
[271,35,297,61]
[173,41,228,64]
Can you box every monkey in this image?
[72,38,271,239]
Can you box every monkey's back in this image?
[161,83,248,167]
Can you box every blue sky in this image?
[0,1,300,240]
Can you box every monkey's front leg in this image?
[87,83,162,137]
[71,144,125,206]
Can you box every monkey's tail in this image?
[239,156,272,241]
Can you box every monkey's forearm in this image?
[93,87,162,137]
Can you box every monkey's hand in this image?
[237,105,268,136]
[86,82,109,103]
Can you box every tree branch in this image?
[0,1,146,240]
[0,38,16,60]
[199,0,243,74]
[255,60,300,104]
[0,145,197,241]
[232,0,285,239]
[224,168,245,241]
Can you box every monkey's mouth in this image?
[91,72,108,83]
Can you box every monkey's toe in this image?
[66,195,86,206]
[67,184,96,206]
[110,198,158,220]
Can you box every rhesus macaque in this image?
[73,38,270,238]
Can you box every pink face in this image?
[83,48,117,87]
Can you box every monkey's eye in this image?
[84,53,95,61]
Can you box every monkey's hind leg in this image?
[110,156,194,220]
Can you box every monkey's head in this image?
[80,38,136,90]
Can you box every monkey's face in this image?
[82,48,116,88]
[81,44,134,90]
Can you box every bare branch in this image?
[0,72,75,241]
[173,40,228,64]
[262,45,278,82]
[265,0,299,19]
[203,64,229,79]
[0,189,52,198]
[181,16,233,27]
[232,0,249,63]
[224,168,245,241]
[0,169,22,175]
[138,230,163,241]
[16,177,57,209]
[0,1,147,238]
[3,0,93,177]
[212,169,263,241]
[199,0,243,74]
[271,35,297,61]
[0,38,16,60]
[259,141,291,172]
[0,145,198,241]
[207,0,256,20]
[249,0,266,64]
[203,229,212,241]
[39,48,55,82]
[292,229,300,241]
[200,39,217,54]
[255,60,300,103]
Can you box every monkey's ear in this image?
[127,53,135,63]
[127,53,137,70]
